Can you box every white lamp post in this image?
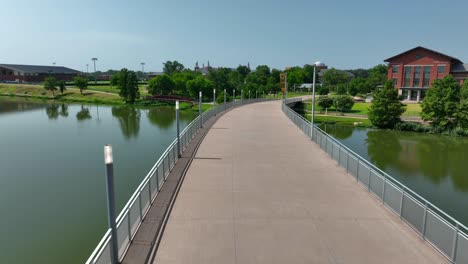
[311,61,327,140]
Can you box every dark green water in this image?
[0,97,197,264]
[321,124,468,227]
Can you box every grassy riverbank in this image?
[303,113,373,127]
[0,84,212,112]
[300,100,422,117]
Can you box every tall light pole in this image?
[140,62,146,81]
[92,58,98,83]
[311,61,327,140]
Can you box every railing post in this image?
[382,176,386,204]
[176,101,181,158]
[400,189,405,218]
[368,168,371,191]
[104,145,119,264]
[199,91,202,129]
[224,89,226,111]
[451,223,459,262]
[213,89,216,116]
[422,202,428,239]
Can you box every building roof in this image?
[0,64,81,74]
[384,46,463,64]
[450,63,468,73]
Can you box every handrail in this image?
[85,97,276,264]
[282,98,468,263]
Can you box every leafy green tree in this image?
[73,76,88,95]
[236,65,251,79]
[110,74,119,87]
[322,68,350,88]
[456,81,468,128]
[115,69,140,103]
[148,74,175,95]
[421,76,460,129]
[366,64,388,92]
[317,96,334,111]
[368,81,406,128]
[208,67,234,92]
[216,90,232,104]
[163,61,184,75]
[318,86,329,95]
[44,77,58,96]
[333,95,354,113]
[59,81,66,94]
[172,70,198,96]
[286,67,305,88]
[186,76,214,100]
[335,84,347,95]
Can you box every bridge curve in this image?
[151,100,447,264]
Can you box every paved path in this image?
[153,100,447,264]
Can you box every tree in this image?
[317,96,334,111]
[456,81,468,128]
[322,68,350,88]
[335,84,347,95]
[115,69,140,103]
[368,81,406,128]
[59,81,66,94]
[216,90,232,104]
[236,65,251,79]
[186,76,214,100]
[73,76,88,95]
[163,61,184,75]
[110,74,119,88]
[318,86,329,95]
[421,76,460,129]
[44,77,58,96]
[148,74,175,95]
[172,70,198,96]
[333,95,354,113]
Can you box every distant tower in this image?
[247,62,250,70]
[207,60,210,68]
[195,61,200,71]
[202,63,205,68]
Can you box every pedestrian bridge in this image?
[86,98,468,264]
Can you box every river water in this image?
[0,97,197,264]
[321,124,468,227]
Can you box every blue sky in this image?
[2,0,467,72]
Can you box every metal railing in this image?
[85,97,273,264]
[282,98,468,264]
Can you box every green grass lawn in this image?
[301,100,422,117]
[303,113,372,127]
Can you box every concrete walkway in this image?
[153,100,447,264]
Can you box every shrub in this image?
[317,96,333,111]
[318,86,329,95]
[216,90,232,104]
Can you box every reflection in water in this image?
[322,124,354,139]
[112,106,140,139]
[45,104,59,120]
[59,104,68,117]
[0,98,45,114]
[147,108,175,129]
[76,106,92,121]
[366,130,402,171]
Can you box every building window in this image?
[404,66,411,87]
[1,70,5,75]
[392,78,398,86]
[413,66,421,87]
[438,65,446,74]
[392,65,399,74]
[423,66,431,86]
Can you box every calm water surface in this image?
[321,124,468,227]
[0,97,197,264]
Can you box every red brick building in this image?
[385,47,468,101]
[0,64,81,83]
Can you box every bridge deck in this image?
[153,100,447,264]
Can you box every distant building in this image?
[147,72,164,79]
[0,64,81,83]
[385,46,468,101]
[194,61,212,75]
